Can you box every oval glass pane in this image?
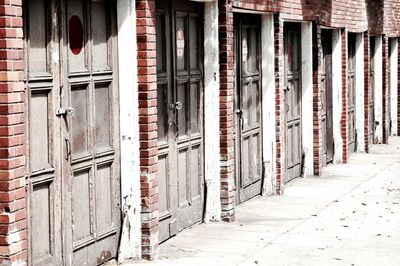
[69,15,84,55]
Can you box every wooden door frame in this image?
[234,13,263,204]
[283,22,303,183]
[59,0,121,263]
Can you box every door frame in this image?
[233,13,263,204]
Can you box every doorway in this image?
[155,0,205,242]
[25,0,121,265]
[234,14,263,204]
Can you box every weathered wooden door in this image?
[234,15,263,203]
[348,33,357,153]
[25,1,121,265]
[321,30,334,164]
[284,24,302,183]
[369,37,376,145]
[156,0,204,242]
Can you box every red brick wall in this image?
[312,23,322,175]
[364,33,371,152]
[0,0,27,264]
[274,13,285,194]
[384,0,400,37]
[341,30,349,163]
[218,0,236,222]
[136,0,159,260]
[382,36,390,144]
[366,0,384,35]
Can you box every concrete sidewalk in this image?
[130,137,400,266]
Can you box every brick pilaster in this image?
[364,32,371,152]
[382,35,390,144]
[398,38,400,135]
[0,0,27,264]
[218,0,235,222]
[136,0,159,260]
[312,22,322,175]
[341,29,349,163]
[274,14,285,194]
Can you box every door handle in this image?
[235,109,243,117]
[65,138,72,160]
[56,107,75,117]
[170,102,182,110]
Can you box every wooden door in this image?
[235,15,263,203]
[284,24,302,183]
[369,37,376,145]
[321,30,334,164]
[156,0,204,242]
[25,0,62,264]
[348,33,357,153]
[25,1,121,265]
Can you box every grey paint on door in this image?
[156,0,204,242]
[25,0,121,265]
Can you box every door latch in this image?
[56,107,75,117]
[170,101,182,110]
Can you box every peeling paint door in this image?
[25,0,63,264]
[234,15,263,204]
[284,24,302,183]
[348,33,357,153]
[25,0,121,265]
[369,37,376,145]
[156,0,204,242]
[321,30,334,164]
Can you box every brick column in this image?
[0,0,27,264]
[398,38,400,135]
[218,0,235,222]
[136,0,159,260]
[363,32,371,152]
[312,22,322,175]
[341,30,349,163]
[382,35,390,144]
[274,14,285,194]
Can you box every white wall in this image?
[117,0,141,261]
[261,14,276,195]
[301,22,313,176]
[355,33,365,152]
[374,36,383,143]
[332,29,343,163]
[390,38,398,136]
[203,1,221,222]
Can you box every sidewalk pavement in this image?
[128,137,400,266]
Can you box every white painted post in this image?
[375,36,383,143]
[355,33,365,152]
[261,14,275,195]
[203,1,221,222]
[332,29,343,163]
[117,0,141,261]
[390,38,398,136]
[301,22,313,176]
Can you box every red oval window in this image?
[69,15,83,55]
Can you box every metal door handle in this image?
[175,101,182,110]
[56,107,75,117]
[235,109,243,117]
[65,138,72,160]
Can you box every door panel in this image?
[369,37,376,145]
[284,24,302,183]
[235,15,263,204]
[321,30,334,164]
[63,1,120,265]
[26,1,121,265]
[25,0,62,265]
[348,33,357,153]
[156,0,204,242]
